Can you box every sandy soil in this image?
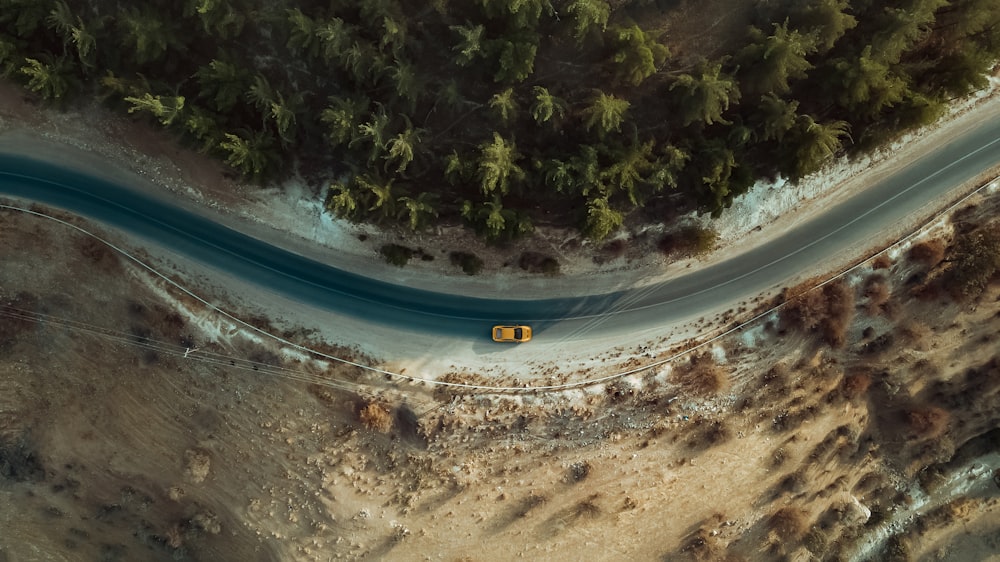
[1,183,998,562]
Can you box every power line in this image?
[2,175,996,393]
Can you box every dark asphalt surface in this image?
[2,113,999,341]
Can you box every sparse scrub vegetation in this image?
[907,238,946,267]
[940,222,1000,301]
[906,406,950,440]
[379,243,416,267]
[657,226,719,258]
[448,251,484,275]
[517,251,560,275]
[359,401,394,433]
[674,354,727,397]
[768,506,808,541]
[840,373,872,401]
[566,461,591,484]
[0,433,45,483]
[780,279,855,347]
[863,274,891,316]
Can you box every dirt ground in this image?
[2,185,999,561]
[2,66,1000,560]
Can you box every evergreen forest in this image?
[2,0,999,241]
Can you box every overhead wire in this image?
[2,174,997,394]
[0,304,361,393]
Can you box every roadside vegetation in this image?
[2,0,999,243]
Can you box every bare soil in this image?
[1,187,998,561]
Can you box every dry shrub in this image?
[514,493,548,518]
[872,254,892,269]
[885,535,913,562]
[924,497,977,528]
[183,449,211,484]
[781,279,855,347]
[689,419,730,449]
[898,321,931,349]
[680,527,724,560]
[822,280,855,347]
[566,461,591,483]
[359,401,393,432]
[863,275,891,316]
[518,251,560,275]
[906,406,949,439]
[75,235,121,271]
[595,238,627,263]
[941,223,1000,301]
[0,434,45,482]
[908,238,946,267]
[658,225,718,258]
[841,373,872,401]
[571,495,601,518]
[0,292,37,351]
[768,507,808,540]
[675,354,727,397]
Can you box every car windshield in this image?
[495,328,503,339]
[513,328,523,339]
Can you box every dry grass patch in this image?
[674,354,728,397]
[780,279,855,347]
[768,506,808,540]
[906,406,950,440]
[863,274,891,316]
[908,238,947,267]
[841,373,872,401]
[359,401,394,433]
[872,254,892,269]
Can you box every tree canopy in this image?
[2,0,998,241]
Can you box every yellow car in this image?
[492,325,532,343]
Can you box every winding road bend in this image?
[2,112,1000,342]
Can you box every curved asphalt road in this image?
[1,112,999,341]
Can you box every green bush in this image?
[657,226,718,258]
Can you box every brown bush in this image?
[863,275,891,316]
[941,223,1000,301]
[674,354,728,397]
[769,507,808,540]
[359,402,393,432]
[518,251,560,275]
[780,279,855,347]
[908,238,946,267]
[821,280,855,347]
[75,235,121,271]
[595,238,627,263]
[872,254,892,269]
[841,373,872,400]
[906,406,949,439]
